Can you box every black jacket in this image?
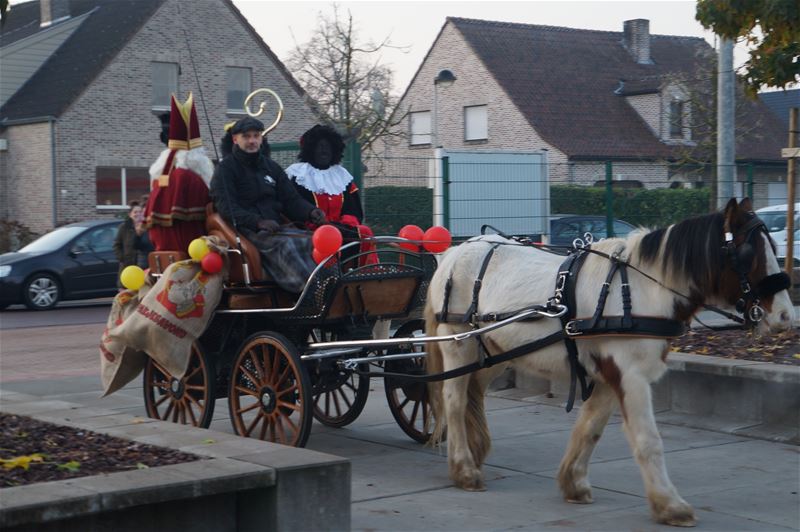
[210,147,315,232]
[113,218,140,267]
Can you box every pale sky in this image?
[232,0,744,95]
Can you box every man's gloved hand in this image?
[309,208,327,226]
[257,219,280,234]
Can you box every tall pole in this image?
[432,83,442,226]
[785,108,797,274]
[432,83,439,149]
[716,37,735,208]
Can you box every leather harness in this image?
[372,215,790,413]
[435,242,687,412]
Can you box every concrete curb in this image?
[511,351,800,444]
[0,393,350,532]
[655,352,799,444]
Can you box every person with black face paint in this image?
[286,125,377,267]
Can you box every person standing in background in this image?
[113,202,147,286]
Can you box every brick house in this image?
[0,0,318,234]
[381,17,787,205]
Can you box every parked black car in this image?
[549,215,637,247]
[0,220,120,310]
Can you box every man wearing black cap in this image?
[210,117,327,293]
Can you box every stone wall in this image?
[0,122,54,233]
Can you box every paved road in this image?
[0,299,111,330]
[1,313,798,531]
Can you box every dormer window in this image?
[669,100,684,138]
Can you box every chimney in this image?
[623,19,652,64]
[40,0,71,28]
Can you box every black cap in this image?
[231,116,265,134]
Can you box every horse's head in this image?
[722,198,794,334]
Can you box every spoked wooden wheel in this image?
[310,329,370,428]
[384,319,432,443]
[228,332,313,447]
[143,343,215,427]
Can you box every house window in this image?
[409,111,431,145]
[464,105,488,141]
[669,100,684,138]
[226,66,252,112]
[96,167,150,208]
[151,62,179,110]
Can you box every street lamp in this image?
[432,69,456,228]
[432,69,457,148]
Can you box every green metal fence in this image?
[360,156,793,240]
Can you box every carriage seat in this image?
[205,203,268,284]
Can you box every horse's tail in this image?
[465,370,491,467]
[424,300,446,446]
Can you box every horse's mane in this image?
[635,211,725,295]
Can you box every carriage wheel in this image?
[228,332,313,447]
[310,329,370,428]
[384,319,432,443]
[143,343,215,428]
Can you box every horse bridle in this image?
[723,213,791,326]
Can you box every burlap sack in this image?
[100,282,153,396]
[108,236,228,381]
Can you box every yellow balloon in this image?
[188,237,210,261]
[120,265,145,291]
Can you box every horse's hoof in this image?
[655,503,696,527]
[454,473,486,492]
[564,487,593,504]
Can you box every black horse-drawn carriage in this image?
[142,205,437,447]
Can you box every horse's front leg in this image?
[443,373,486,491]
[619,371,695,527]
[557,381,616,504]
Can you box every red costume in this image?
[286,161,377,266]
[145,94,212,252]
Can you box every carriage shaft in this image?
[306,306,563,351]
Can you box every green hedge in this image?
[362,185,711,237]
[551,186,711,228]
[363,186,432,235]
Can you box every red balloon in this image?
[312,225,343,256]
[312,248,329,264]
[200,251,223,274]
[423,226,452,253]
[398,224,424,251]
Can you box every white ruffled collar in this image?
[285,162,353,195]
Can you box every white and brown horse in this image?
[425,198,793,526]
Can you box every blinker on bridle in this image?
[724,215,791,325]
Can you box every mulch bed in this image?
[0,414,203,488]
[670,327,799,366]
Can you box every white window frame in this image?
[669,99,684,139]
[96,167,149,209]
[226,66,252,113]
[409,111,432,145]
[464,104,488,141]
[151,61,179,111]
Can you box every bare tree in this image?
[286,4,408,153]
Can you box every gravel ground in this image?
[0,414,203,488]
